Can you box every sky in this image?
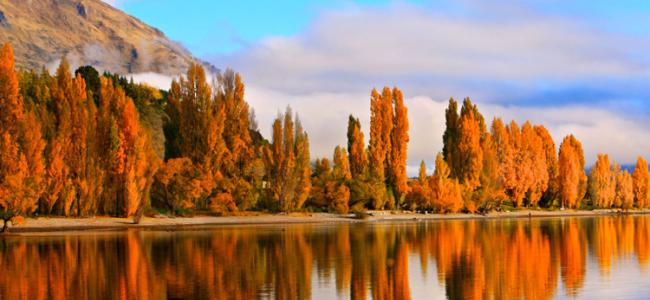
[105,0,650,174]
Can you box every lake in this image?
[2,216,650,299]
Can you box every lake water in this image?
[2,216,650,299]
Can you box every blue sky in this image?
[109,0,650,171]
[116,0,650,56]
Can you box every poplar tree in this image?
[614,164,634,210]
[0,43,43,228]
[347,115,367,179]
[457,107,483,190]
[535,125,558,205]
[588,154,614,208]
[632,157,650,208]
[442,98,460,178]
[368,88,389,208]
[389,87,409,203]
[558,135,586,209]
[267,107,311,211]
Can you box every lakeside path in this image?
[6,209,650,234]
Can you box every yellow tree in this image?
[330,146,352,213]
[0,43,44,227]
[368,88,390,208]
[521,121,548,207]
[390,87,409,203]
[214,70,257,209]
[215,70,252,168]
[369,88,385,179]
[99,77,159,217]
[20,112,46,213]
[505,120,527,204]
[632,156,650,208]
[588,154,614,208]
[457,109,483,190]
[267,107,311,211]
[48,58,76,215]
[406,160,431,210]
[558,135,586,209]
[535,125,559,204]
[294,117,312,209]
[347,115,367,179]
[176,63,213,163]
[430,153,463,213]
[477,132,503,210]
[491,118,515,196]
[613,163,634,210]
[443,98,460,178]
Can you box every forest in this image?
[0,42,649,224]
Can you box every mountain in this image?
[0,0,209,75]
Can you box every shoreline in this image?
[5,209,650,234]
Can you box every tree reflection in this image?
[1,216,649,299]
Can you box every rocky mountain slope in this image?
[0,0,207,75]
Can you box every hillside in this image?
[0,0,208,75]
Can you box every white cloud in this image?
[215,4,650,97]
[204,3,650,173]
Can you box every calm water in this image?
[2,216,650,299]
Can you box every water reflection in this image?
[1,216,650,299]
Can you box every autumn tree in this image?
[406,160,431,210]
[100,77,159,217]
[613,163,634,210]
[476,132,503,210]
[558,135,586,209]
[213,69,261,209]
[368,88,390,208]
[504,120,527,204]
[389,87,409,205]
[309,158,332,209]
[430,153,463,213]
[443,98,460,178]
[457,104,483,190]
[632,156,650,208]
[535,125,559,206]
[175,63,214,163]
[588,154,615,208]
[0,43,45,229]
[491,118,516,201]
[266,107,311,211]
[162,64,263,213]
[310,147,351,213]
[151,157,205,213]
[347,115,368,179]
[520,121,548,207]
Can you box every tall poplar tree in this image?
[389,87,409,204]
[632,157,650,208]
[558,135,586,209]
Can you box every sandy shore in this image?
[4,209,649,234]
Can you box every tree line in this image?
[0,42,649,223]
[401,97,650,213]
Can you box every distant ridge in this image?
[0,0,214,75]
